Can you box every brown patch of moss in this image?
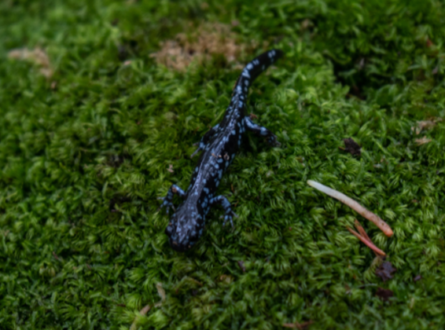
[8,47,53,78]
[150,23,247,71]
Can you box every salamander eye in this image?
[165,224,174,236]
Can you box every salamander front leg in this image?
[209,195,238,228]
[158,184,186,214]
[243,116,280,147]
[191,124,220,158]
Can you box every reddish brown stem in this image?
[347,227,386,256]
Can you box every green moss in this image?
[1,0,445,329]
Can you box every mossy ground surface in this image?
[1,0,445,329]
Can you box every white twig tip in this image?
[307,180,393,237]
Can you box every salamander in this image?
[159,49,283,251]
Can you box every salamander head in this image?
[165,206,202,252]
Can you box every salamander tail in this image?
[234,49,283,94]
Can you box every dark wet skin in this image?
[159,49,283,251]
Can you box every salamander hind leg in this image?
[191,124,220,158]
[244,116,280,147]
[158,184,186,214]
[209,195,238,228]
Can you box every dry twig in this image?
[307,180,393,237]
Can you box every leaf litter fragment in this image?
[412,118,442,135]
[376,287,393,301]
[129,283,166,330]
[282,320,313,329]
[129,305,151,330]
[342,137,361,156]
[8,47,53,78]
[155,282,166,307]
[237,260,246,273]
[413,275,422,282]
[415,136,431,146]
[375,261,397,281]
[413,120,436,135]
[412,117,442,145]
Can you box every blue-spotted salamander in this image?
[159,49,283,251]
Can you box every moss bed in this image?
[1,0,445,329]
